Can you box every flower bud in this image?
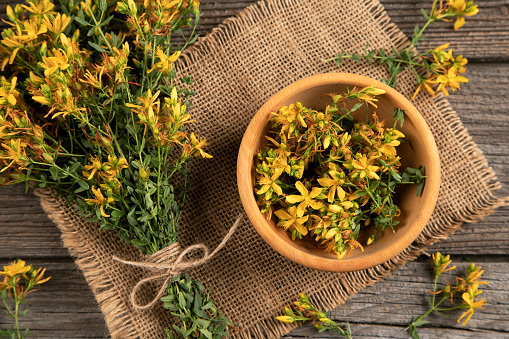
[276,316,294,324]
[138,167,149,180]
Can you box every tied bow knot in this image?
[113,215,242,311]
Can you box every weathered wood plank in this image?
[0,0,508,61]
[0,260,110,338]
[283,258,509,338]
[0,259,506,338]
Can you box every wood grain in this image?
[0,0,508,61]
[0,0,508,338]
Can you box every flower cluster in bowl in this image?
[254,86,426,259]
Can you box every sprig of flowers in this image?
[0,260,50,339]
[406,252,489,339]
[325,0,479,98]
[254,86,426,259]
[276,293,352,338]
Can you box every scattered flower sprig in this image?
[276,293,352,338]
[254,86,426,259]
[0,260,51,339]
[406,252,489,339]
[325,0,479,98]
[161,275,234,339]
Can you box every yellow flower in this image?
[356,85,386,108]
[30,267,51,286]
[39,49,70,77]
[274,206,309,236]
[448,0,479,30]
[412,78,437,99]
[43,13,72,35]
[444,54,468,75]
[126,89,160,126]
[0,260,31,278]
[344,154,380,180]
[147,47,181,75]
[317,170,346,203]
[465,263,489,285]
[458,284,487,325]
[431,43,451,64]
[256,168,284,196]
[272,103,306,137]
[83,156,103,180]
[432,252,456,277]
[190,132,212,158]
[0,76,19,106]
[21,0,55,15]
[436,68,469,95]
[103,156,128,177]
[285,181,324,217]
[0,138,28,172]
[85,186,114,218]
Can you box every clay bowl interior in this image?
[237,73,440,272]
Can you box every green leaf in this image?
[74,16,90,26]
[195,319,210,329]
[350,103,363,112]
[49,166,59,180]
[199,328,213,339]
[420,8,429,20]
[410,325,421,339]
[88,41,107,52]
[392,108,405,128]
[130,239,148,247]
[178,292,186,310]
[78,179,89,189]
[412,319,431,327]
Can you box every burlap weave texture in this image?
[36,0,506,338]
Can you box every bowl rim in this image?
[237,72,441,272]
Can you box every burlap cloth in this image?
[34,0,507,338]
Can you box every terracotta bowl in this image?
[237,73,440,272]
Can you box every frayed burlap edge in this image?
[33,188,138,339]
[33,0,508,338]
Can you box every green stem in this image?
[1,295,15,318]
[14,300,20,339]
[84,2,113,52]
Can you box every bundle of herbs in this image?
[0,0,207,254]
[0,0,233,336]
[254,86,426,259]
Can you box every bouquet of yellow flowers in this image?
[0,0,208,254]
[0,0,233,336]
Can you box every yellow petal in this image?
[296,201,307,217]
[294,180,308,196]
[272,182,283,196]
[336,187,346,201]
[308,200,324,210]
[286,195,304,204]
[274,209,292,220]
[454,15,465,31]
[309,187,323,199]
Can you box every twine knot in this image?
[113,214,242,311]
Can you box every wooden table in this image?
[1,0,508,338]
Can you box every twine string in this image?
[113,214,243,311]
